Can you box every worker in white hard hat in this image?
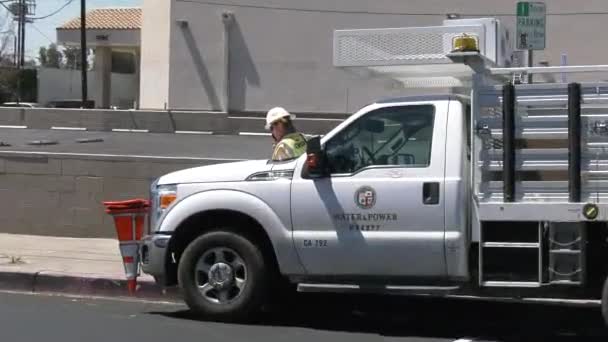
[265,107,307,161]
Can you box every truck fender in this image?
[158,189,306,276]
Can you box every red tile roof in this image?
[58,8,141,30]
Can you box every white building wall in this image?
[142,0,608,113]
[37,67,137,108]
[139,0,173,110]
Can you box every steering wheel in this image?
[362,146,375,164]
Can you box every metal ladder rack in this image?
[478,82,586,288]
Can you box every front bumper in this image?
[140,233,171,280]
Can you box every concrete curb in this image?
[0,271,182,302]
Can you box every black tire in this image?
[602,276,608,328]
[177,230,269,322]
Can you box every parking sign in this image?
[516,2,546,50]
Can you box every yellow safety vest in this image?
[272,133,307,161]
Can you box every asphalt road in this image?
[1,291,606,342]
[0,128,270,159]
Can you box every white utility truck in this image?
[140,18,608,325]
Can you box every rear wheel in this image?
[177,230,269,321]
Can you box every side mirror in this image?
[303,136,327,178]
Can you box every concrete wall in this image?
[37,67,138,109]
[147,0,608,113]
[139,0,173,110]
[0,107,345,135]
[0,152,219,238]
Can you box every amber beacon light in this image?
[451,33,479,52]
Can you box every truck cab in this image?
[288,95,468,282]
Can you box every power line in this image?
[30,22,52,44]
[0,1,11,13]
[177,0,608,17]
[30,0,73,20]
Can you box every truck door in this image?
[290,102,448,278]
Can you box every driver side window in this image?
[324,105,435,174]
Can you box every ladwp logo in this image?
[355,186,376,209]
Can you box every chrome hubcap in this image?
[208,262,234,289]
[195,247,247,304]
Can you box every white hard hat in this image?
[265,107,296,130]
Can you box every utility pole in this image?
[14,0,21,66]
[19,0,24,66]
[16,0,23,103]
[13,33,16,65]
[10,0,35,103]
[14,14,19,66]
[80,0,87,108]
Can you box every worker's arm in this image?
[272,141,295,161]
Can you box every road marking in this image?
[175,130,213,135]
[0,150,247,161]
[0,125,27,129]
[51,126,87,131]
[453,339,474,342]
[227,116,263,120]
[111,128,150,133]
[239,132,272,136]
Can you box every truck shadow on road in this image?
[149,293,608,341]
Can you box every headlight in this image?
[149,182,177,233]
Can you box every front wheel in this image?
[177,230,269,321]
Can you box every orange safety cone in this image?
[120,243,140,294]
[103,199,150,296]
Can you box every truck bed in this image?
[473,82,608,221]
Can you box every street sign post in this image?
[517,1,546,83]
[517,2,546,50]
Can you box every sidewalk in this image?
[0,233,180,301]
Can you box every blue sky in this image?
[10,0,140,61]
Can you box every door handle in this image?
[423,182,440,205]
